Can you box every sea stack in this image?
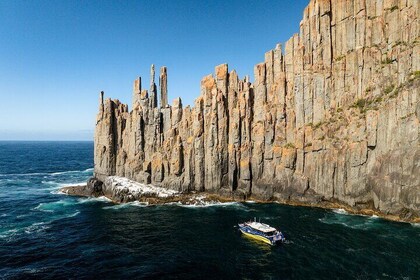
[91,0,420,222]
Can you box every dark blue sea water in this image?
[0,141,419,279]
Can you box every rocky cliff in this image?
[93,0,420,220]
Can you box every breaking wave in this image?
[77,196,112,204]
[179,201,243,208]
[319,211,380,230]
[0,221,51,240]
[332,208,349,215]
[50,168,93,176]
[33,200,76,212]
[102,201,149,209]
[0,168,93,177]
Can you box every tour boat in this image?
[238,219,285,245]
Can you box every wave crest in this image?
[0,167,93,177]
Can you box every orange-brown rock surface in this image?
[93,0,420,221]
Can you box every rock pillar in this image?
[159,66,168,108]
[132,77,141,108]
[150,65,157,108]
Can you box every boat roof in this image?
[247,222,277,233]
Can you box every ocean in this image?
[0,141,419,279]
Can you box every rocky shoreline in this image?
[60,176,234,206]
[60,176,420,224]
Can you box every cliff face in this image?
[94,0,420,219]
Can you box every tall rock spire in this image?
[99,91,104,113]
[132,77,141,107]
[100,90,104,105]
[149,64,157,108]
[159,66,168,108]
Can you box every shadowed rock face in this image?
[93,0,420,219]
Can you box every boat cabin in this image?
[247,222,277,236]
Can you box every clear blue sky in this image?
[0,0,309,140]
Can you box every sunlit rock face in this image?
[94,0,420,219]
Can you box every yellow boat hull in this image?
[240,229,273,245]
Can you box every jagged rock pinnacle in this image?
[159,66,168,108]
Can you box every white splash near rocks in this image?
[104,176,179,201]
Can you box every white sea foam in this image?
[332,208,382,220]
[164,201,183,206]
[130,201,149,207]
[40,181,62,192]
[41,180,60,186]
[411,223,420,228]
[50,189,66,195]
[0,178,31,185]
[102,201,149,210]
[332,208,348,215]
[106,176,179,198]
[24,222,50,234]
[65,211,80,218]
[0,168,93,177]
[16,214,29,219]
[51,168,94,176]
[58,181,87,187]
[0,228,19,239]
[77,196,112,204]
[0,222,51,240]
[102,204,127,210]
[0,172,46,177]
[319,213,378,230]
[49,181,88,194]
[42,181,87,194]
[180,200,241,208]
[33,204,54,213]
[33,199,76,212]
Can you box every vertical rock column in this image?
[94,91,117,181]
[159,66,168,108]
[238,79,253,195]
[192,97,205,191]
[132,77,141,108]
[149,65,157,108]
[251,63,267,192]
[227,70,240,192]
[202,74,217,191]
[215,64,229,190]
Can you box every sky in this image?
[0,0,309,141]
